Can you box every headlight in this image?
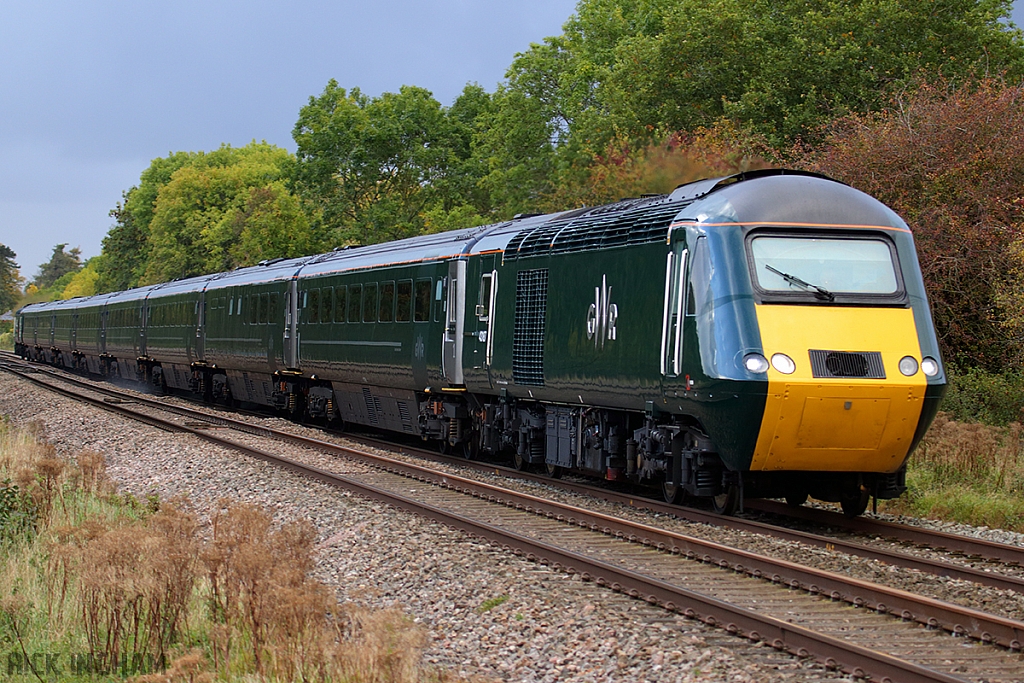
[744,353,769,374]
[898,356,919,376]
[921,357,940,377]
[771,353,796,374]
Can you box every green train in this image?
[14,170,946,516]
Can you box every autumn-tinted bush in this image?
[798,78,1024,371]
[540,123,777,211]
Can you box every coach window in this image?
[321,287,333,323]
[414,279,431,322]
[379,281,395,322]
[270,293,279,323]
[363,283,378,323]
[249,296,258,325]
[396,280,412,322]
[334,286,347,323]
[260,293,270,324]
[348,284,362,322]
[308,289,320,324]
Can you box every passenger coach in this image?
[15,170,946,516]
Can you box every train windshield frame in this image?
[745,230,907,306]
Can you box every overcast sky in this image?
[1,1,1022,281]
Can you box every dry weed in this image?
[135,649,213,683]
[76,450,110,495]
[334,606,429,683]
[204,501,321,677]
[915,412,1024,490]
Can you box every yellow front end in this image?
[750,306,926,473]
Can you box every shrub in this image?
[940,366,1024,426]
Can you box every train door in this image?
[442,259,467,385]
[284,279,299,369]
[137,303,146,358]
[193,295,205,362]
[100,308,108,355]
[660,244,688,380]
[467,255,498,381]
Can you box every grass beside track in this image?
[0,417,476,683]
[882,412,1024,531]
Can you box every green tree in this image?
[95,190,152,292]
[34,244,82,290]
[292,81,490,246]
[61,258,100,299]
[485,0,1024,171]
[142,143,321,284]
[0,244,21,314]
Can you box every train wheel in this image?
[545,463,562,479]
[662,481,682,505]
[711,485,740,515]
[840,488,870,518]
[785,491,808,508]
[512,451,530,471]
[437,440,452,456]
[458,440,478,461]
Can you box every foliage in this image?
[567,0,1024,145]
[0,244,21,314]
[472,40,575,216]
[885,412,1024,530]
[0,480,36,548]
[140,143,324,284]
[796,78,1024,371]
[60,259,100,300]
[95,191,152,292]
[0,422,454,683]
[940,365,1024,425]
[539,123,777,211]
[89,144,326,290]
[32,244,82,291]
[292,81,492,246]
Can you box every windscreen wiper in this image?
[765,264,835,302]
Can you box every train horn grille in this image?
[809,350,885,379]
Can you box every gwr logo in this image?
[586,274,618,348]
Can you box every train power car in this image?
[14,170,946,516]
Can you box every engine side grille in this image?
[809,350,885,379]
[513,269,548,386]
[504,196,696,260]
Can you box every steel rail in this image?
[10,352,1023,570]
[340,432,1024,593]
[5,363,1023,649]
[747,498,1024,564]
[173,438,1024,682]
[195,435,972,683]
[7,358,1024,594]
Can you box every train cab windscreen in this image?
[748,234,903,303]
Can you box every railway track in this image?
[3,358,1024,682]
[340,433,1024,595]
[9,352,1023,597]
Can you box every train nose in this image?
[750,305,929,473]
